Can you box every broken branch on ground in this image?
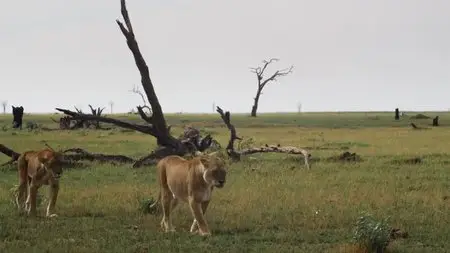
[215,106,311,169]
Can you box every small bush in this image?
[353,213,391,253]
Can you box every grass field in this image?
[0,111,449,253]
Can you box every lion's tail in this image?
[14,153,29,208]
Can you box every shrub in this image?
[353,213,391,253]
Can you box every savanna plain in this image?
[0,112,449,253]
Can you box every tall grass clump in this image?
[353,213,391,253]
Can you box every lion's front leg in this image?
[46,182,59,218]
[190,201,210,234]
[188,198,211,236]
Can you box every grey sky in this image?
[1,0,449,113]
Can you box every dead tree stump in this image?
[12,106,24,129]
[432,116,439,126]
[395,108,400,120]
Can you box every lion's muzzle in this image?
[215,180,225,188]
[53,172,62,179]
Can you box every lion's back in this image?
[20,148,58,176]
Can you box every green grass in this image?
[0,112,449,253]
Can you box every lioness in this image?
[15,148,64,217]
[150,152,227,236]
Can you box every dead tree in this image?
[1,101,7,114]
[56,0,213,167]
[129,85,152,115]
[216,106,311,169]
[11,106,24,129]
[88,105,105,128]
[52,105,105,130]
[249,58,293,117]
[432,116,439,126]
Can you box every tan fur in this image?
[15,148,64,217]
[150,152,228,236]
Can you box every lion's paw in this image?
[199,231,211,237]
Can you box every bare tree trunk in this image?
[432,116,439,126]
[395,108,400,120]
[251,90,261,117]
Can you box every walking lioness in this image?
[150,152,228,236]
[15,148,64,217]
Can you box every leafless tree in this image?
[129,84,152,115]
[1,101,7,114]
[249,58,293,117]
[55,0,213,167]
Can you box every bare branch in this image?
[129,85,149,106]
[216,106,243,160]
[259,65,294,89]
[137,105,153,124]
[120,0,134,35]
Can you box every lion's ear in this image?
[199,155,211,168]
[207,151,218,157]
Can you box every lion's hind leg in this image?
[160,191,176,232]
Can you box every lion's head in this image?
[39,150,64,180]
[199,152,228,188]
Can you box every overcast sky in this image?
[1,0,449,113]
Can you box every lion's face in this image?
[44,155,64,180]
[201,155,227,188]
[205,167,227,188]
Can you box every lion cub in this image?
[150,152,227,236]
[15,148,64,217]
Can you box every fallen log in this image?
[215,106,311,169]
[0,144,136,167]
[62,148,135,164]
[0,144,21,166]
